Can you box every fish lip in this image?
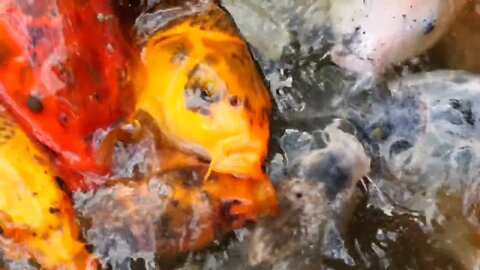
[211,150,265,180]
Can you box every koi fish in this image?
[86,2,278,254]
[134,3,272,182]
[0,0,132,183]
[0,108,96,269]
[91,109,277,252]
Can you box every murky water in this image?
[72,1,480,269]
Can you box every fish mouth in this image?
[213,134,268,180]
[210,149,265,180]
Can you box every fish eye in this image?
[198,80,216,102]
[193,82,217,103]
[183,63,227,115]
[200,88,213,102]
[184,79,222,115]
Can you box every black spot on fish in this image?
[58,113,68,126]
[220,199,242,224]
[0,124,14,145]
[422,17,436,35]
[2,132,12,141]
[450,99,475,126]
[229,95,240,107]
[243,98,252,112]
[92,92,101,102]
[55,176,67,192]
[389,140,413,157]
[85,244,94,253]
[49,207,60,214]
[26,94,44,113]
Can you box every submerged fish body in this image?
[135,3,272,182]
[246,120,370,267]
[329,0,468,74]
[0,0,131,184]
[0,108,95,269]
[385,71,480,190]
[349,71,480,228]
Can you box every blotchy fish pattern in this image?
[0,108,95,269]
[0,0,132,188]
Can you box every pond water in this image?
[81,1,480,269]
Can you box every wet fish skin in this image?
[0,108,96,269]
[0,0,132,189]
[329,0,468,74]
[134,3,273,184]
